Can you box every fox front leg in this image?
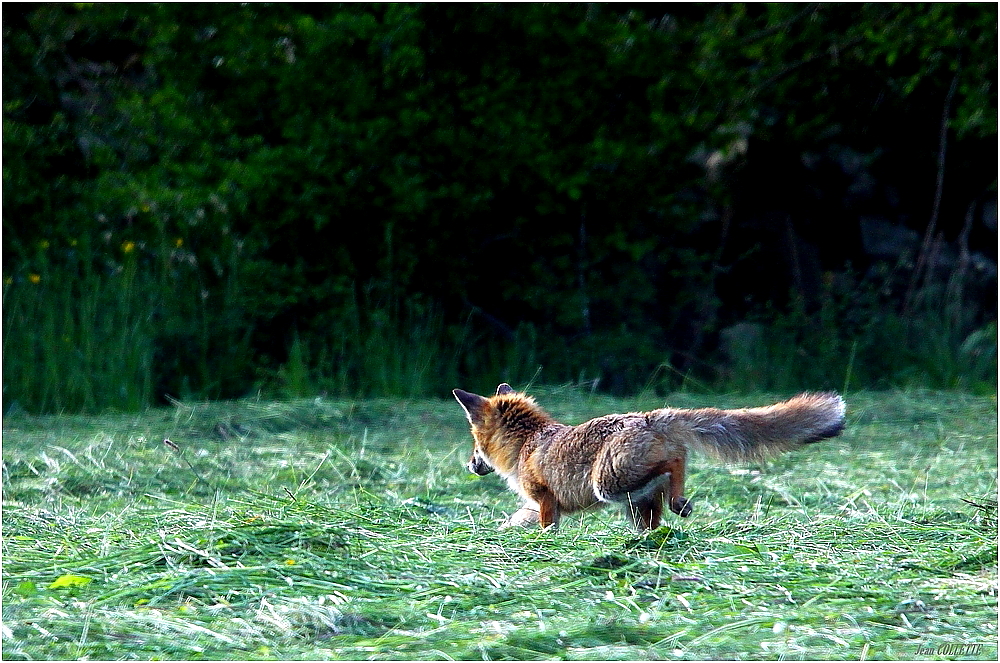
[522,482,560,529]
[537,494,560,529]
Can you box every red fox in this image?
[453,384,845,530]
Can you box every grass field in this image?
[2,387,997,660]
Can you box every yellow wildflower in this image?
[174,238,184,248]
[28,274,41,284]
[122,241,136,254]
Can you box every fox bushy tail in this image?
[655,392,846,462]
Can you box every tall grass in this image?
[2,245,544,412]
[3,241,154,413]
[2,231,253,414]
[720,267,997,395]
[284,294,543,400]
[4,231,995,414]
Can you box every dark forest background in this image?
[3,3,997,414]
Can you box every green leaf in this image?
[49,574,93,589]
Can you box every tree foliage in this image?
[3,3,996,411]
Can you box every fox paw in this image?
[671,497,692,517]
[500,506,540,529]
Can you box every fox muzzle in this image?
[468,451,494,476]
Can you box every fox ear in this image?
[453,389,489,426]
[496,383,515,396]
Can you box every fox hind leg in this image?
[594,436,693,529]
[663,456,692,517]
[621,456,692,530]
[625,486,666,530]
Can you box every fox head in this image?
[452,383,550,477]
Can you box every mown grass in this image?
[2,388,997,660]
